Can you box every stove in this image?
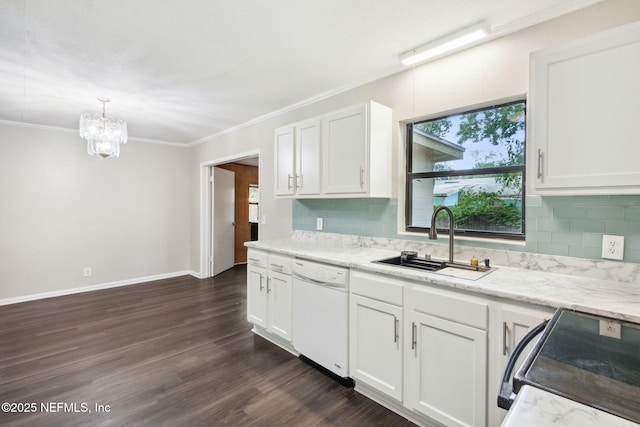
[509,308,640,423]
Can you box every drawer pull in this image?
[411,322,417,350]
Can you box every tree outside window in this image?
[406,100,526,239]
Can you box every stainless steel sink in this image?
[375,255,447,272]
[373,251,492,278]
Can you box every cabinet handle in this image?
[259,274,264,291]
[297,174,302,189]
[394,316,399,343]
[266,277,271,293]
[411,322,417,350]
[503,322,508,356]
[287,174,293,190]
[537,149,543,180]
[359,166,364,188]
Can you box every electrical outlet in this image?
[316,218,323,231]
[602,234,624,261]
[599,319,621,339]
[83,267,92,277]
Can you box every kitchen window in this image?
[405,100,526,240]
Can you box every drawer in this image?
[350,270,403,306]
[408,284,487,330]
[247,250,268,268]
[268,254,292,274]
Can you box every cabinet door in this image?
[267,271,293,341]
[247,265,267,328]
[274,126,296,196]
[350,294,403,401]
[296,119,321,195]
[322,104,367,194]
[405,311,487,427]
[530,23,640,194]
[499,306,551,381]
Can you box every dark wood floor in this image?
[0,266,415,426]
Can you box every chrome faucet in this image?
[429,206,454,264]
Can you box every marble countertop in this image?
[501,386,639,427]
[246,235,640,323]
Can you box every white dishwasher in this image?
[292,258,349,377]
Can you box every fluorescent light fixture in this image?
[400,22,489,66]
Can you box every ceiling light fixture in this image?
[400,22,489,66]
[79,97,128,158]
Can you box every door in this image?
[322,104,367,194]
[247,264,267,327]
[350,294,403,401]
[406,311,487,427]
[267,271,293,341]
[274,126,296,195]
[211,167,235,276]
[296,119,321,195]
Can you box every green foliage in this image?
[414,119,452,139]
[456,103,525,194]
[456,103,525,167]
[444,189,521,228]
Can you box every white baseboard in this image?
[0,270,198,307]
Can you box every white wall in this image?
[189,0,640,273]
[0,123,191,300]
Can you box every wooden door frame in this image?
[199,149,260,278]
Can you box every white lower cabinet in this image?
[349,271,488,427]
[246,250,295,352]
[247,253,268,328]
[404,284,488,427]
[488,302,554,427]
[267,271,293,341]
[349,271,404,402]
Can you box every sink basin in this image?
[375,256,447,272]
[373,253,494,280]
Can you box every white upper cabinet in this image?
[296,119,322,195]
[274,126,296,196]
[323,104,368,194]
[274,101,393,198]
[529,22,640,195]
[323,101,392,197]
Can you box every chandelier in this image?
[79,97,128,158]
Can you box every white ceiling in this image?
[0,0,602,146]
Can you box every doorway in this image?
[200,152,260,278]
[216,160,260,265]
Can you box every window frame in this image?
[405,100,527,241]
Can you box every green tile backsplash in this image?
[292,195,640,263]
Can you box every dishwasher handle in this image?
[497,319,548,410]
[293,274,347,291]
